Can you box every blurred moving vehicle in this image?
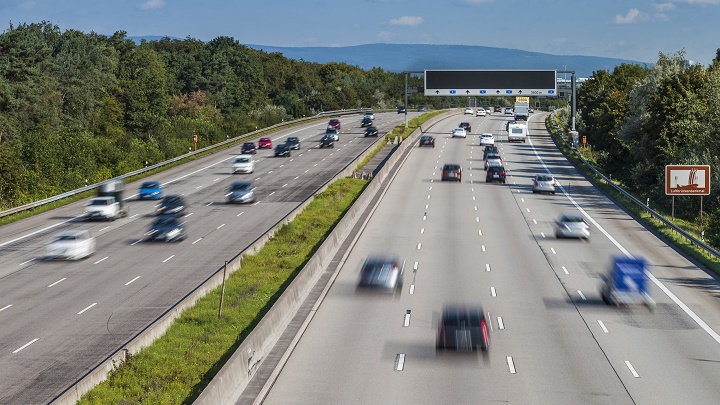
[419,135,435,147]
[463,107,474,115]
[494,105,502,113]
[274,143,291,157]
[483,145,498,159]
[484,153,502,170]
[45,230,96,260]
[226,180,256,204]
[138,181,163,200]
[483,105,492,113]
[360,117,373,127]
[437,304,489,352]
[417,105,427,112]
[241,141,257,154]
[232,155,255,174]
[441,163,462,182]
[600,256,654,308]
[479,133,494,146]
[486,166,506,183]
[364,126,379,137]
[156,194,187,216]
[286,136,301,150]
[319,135,335,148]
[504,106,513,114]
[85,180,127,221]
[258,137,273,149]
[145,215,187,242]
[357,254,403,294]
[364,111,375,120]
[532,173,557,194]
[328,119,341,130]
[397,106,406,114]
[528,106,535,113]
[476,108,486,117]
[451,128,467,138]
[556,214,590,239]
[459,122,472,133]
[325,128,340,141]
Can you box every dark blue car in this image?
[138,181,163,200]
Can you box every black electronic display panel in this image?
[424,70,557,97]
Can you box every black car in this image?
[397,106,406,114]
[417,105,427,112]
[226,180,255,204]
[274,144,291,157]
[145,215,187,242]
[441,164,462,182]
[437,304,489,352]
[155,195,187,216]
[483,145,499,160]
[419,135,435,147]
[364,126,379,137]
[360,117,373,127]
[459,122,472,133]
[319,135,335,148]
[486,166,506,183]
[357,254,403,294]
[240,141,256,154]
[286,136,301,150]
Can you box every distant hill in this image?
[245,43,649,78]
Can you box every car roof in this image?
[260,137,270,141]
[54,230,90,237]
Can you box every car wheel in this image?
[532,190,538,194]
[552,191,556,195]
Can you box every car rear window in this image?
[537,175,554,181]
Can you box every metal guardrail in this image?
[0,109,367,219]
[548,111,720,260]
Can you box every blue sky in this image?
[2,0,719,65]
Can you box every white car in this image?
[533,173,558,194]
[451,128,467,138]
[84,196,120,221]
[463,107,474,115]
[556,214,590,239]
[476,109,486,117]
[364,111,375,120]
[480,133,494,145]
[232,154,255,174]
[45,230,96,260]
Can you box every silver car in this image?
[484,153,502,170]
[532,173,557,194]
[556,214,590,239]
[45,230,96,260]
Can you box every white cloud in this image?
[389,16,424,26]
[614,8,641,24]
[655,2,676,11]
[138,0,166,10]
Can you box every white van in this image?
[232,154,255,174]
[507,123,528,143]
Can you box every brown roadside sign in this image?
[665,165,710,195]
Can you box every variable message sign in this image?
[424,70,557,97]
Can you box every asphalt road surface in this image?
[261,111,720,404]
[0,111,411,404]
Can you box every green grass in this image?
[545,115,720,275]
[77,110,444,404]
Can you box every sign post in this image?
[665,165,711,224]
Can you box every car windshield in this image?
[231,183,251,191]
[141,182,159,188]
[482,134,492,138]
[55,235,79,241]
[236,157,250,163]
[561,216,584,223]
[90,199,111,206]
[153,216,178,226]
[163,196,182,204]
[288,137,298,142]
[243,142,254,147]
[260,138,270,142]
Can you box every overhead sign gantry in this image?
[424,69,557,97]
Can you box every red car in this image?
[328,119,341,130]
[258,137,272,149]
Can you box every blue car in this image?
[138,181,163,200]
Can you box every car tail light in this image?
[481,318,489,347]
[534,181,539,186]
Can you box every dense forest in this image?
[571,50,720,242]
[0,22,439,209]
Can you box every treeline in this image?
[0,22,437,209]
[573,50,720,242]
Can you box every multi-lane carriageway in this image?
[0,112,409,404]
[258,113,720,404]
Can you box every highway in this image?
[0,112,409,404]
[260,112,720,404]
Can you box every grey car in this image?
[226,181,255,204]
[532,173,557,194]
[145,215,187,242]
[437,304,489,352]
[556,214,590,239]
[357,254,403,294]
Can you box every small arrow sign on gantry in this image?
[465,90,470,94]
[496,90,501,94]
[435,90,440,94]
[518,90,523,94]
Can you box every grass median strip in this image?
[78,178,368,404]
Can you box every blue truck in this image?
[600,256,654,308]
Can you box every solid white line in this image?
[413,262,418,271]
[237,212,245,217]
[396,354,406,371]
[13,338,39,354]
[491,287,497,297]
[98,226,110,232]
[507,356,516,374]
[409,285,415,294]
[482,245,486,252]
[598,320,609,333]
[498,317,505,330]
[131,239,143,246]
[577,290,586,300]
[217,224,225,229]
[19,258,35,266]
[562,266,569,274]
[125,276,141,286]
[0,304,12,312]
[550,248,556,254]
[485,263,491,272]
[93,257,108,265]
[625,361,640,378]
[417,243,422,250]
[163,255,175,263]
[192,238,202,245]
[77,302,97,315]
[47,278,66,288]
